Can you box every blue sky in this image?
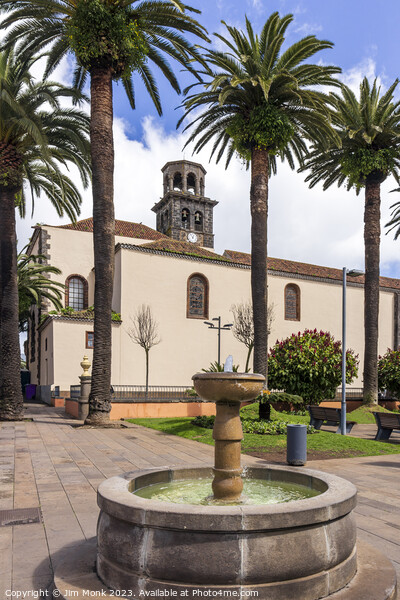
[17,0,400,280]
[114,0,400,133]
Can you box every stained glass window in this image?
[285,284,300,320]
[188,275,208,318]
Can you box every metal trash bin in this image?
[287,424,307,466]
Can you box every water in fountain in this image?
[224,355,233,372]
[134,476,320,505]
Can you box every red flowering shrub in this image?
[268,329,359,405]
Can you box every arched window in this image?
[173,172,183,191]
[182,208,190,229]
[284,284,300,321]
[187,172,196,194]
[194,210,203,232]
[65,275,88,311]
[187,274,209,319]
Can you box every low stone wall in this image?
[65,398,79,418]
[64,399,216,420]
[51,396,65,408]
[110,401,215,419]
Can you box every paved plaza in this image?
[0,402,400,598]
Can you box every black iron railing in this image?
[70,385,81,399]
[334,388,363,400]
[69,384,385,404]
[111,385,199,403]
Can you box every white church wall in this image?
[267,275,394,387]
[49,319,122,391]
[42,226,160,308]
[29,225,397,391]
[39,319,54,386]
[117,247,251,386]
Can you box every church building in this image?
[26,160,400,397]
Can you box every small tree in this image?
[231,301,274,372]
[268,329,359,405]
[127,305,160,396]
[378,349,400,399]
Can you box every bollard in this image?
[287,424,307,466]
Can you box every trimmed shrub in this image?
[378,349,400,399]
[191,415,319,435]
[268,329,359,405]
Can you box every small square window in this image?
[86,332,94,349]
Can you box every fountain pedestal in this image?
[192,372,264,501]
[212,401,243,500]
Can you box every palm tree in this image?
[179,13,340,379]
[17,250,64,332]
[0,49,90,421]
[385,195,400,239]
[301,78,400,405]
[0,0,208,424]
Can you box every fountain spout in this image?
[223,355,233,372]
[192,371,264,501]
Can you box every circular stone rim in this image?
[97,464,357,532]
[192,372,266,382]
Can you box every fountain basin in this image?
[97,464,357,599]
[192,372,265,403]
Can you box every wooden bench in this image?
[373,412,400,441]
[307,405,356,434]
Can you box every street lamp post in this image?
[204,317,233,365]
[341,268,364,435]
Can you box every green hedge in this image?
[192,415,318,436]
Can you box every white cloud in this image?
[340,57,383,93]
[294,22,323,35]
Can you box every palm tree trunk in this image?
[0,185,24,420]
[363,177,381,405]
[250,147,269,381]
[86,66,115,425]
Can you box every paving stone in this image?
[2,401,400,595]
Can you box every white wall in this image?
[30,227,397,390]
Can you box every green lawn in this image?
[347,404,392,424]
[127,403,400,459]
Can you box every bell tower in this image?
[152,160,218,248]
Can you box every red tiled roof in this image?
[223,250,400,290]
[139,238,231,261]
[56,218,168,241]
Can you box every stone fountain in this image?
[95,370,397,599]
